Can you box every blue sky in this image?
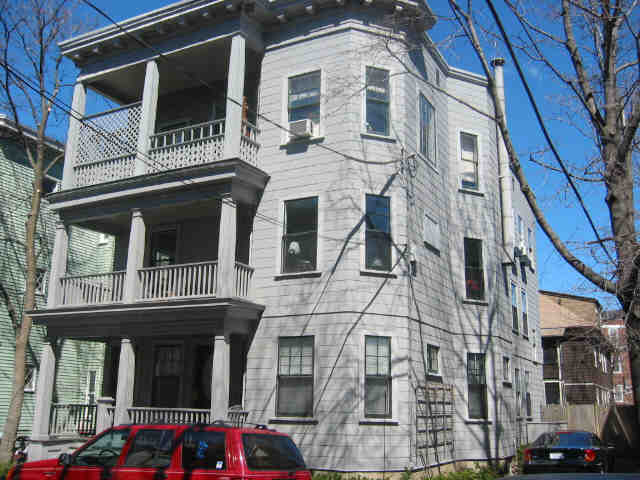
[56,0,623,310]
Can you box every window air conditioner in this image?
[289,119,313,140]
[515,242,531,266]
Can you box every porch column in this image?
[223,34,246,159]
[211,335,230,421]
[31,340,56,440]
[217,197,237,298]
[114,338,135,425]
[47,222,69,308]
[124,209,146,302]
[135,59,159,176]
[61,82,86,190]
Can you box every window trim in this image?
[511,281,519,333]
[463,237,485,301]
[418,92,436,167]
[466,352,488,420]
[614,384,624,402]
[280,196,319,274]
[521,289,528,337]
[276,193,323,276]
[24,363,37,393]
[284,68,323,142]
[146,224,181,268]
[361,193,395,274]
[502,356,511,383]
[426,344,440,375]
[275,336,315,418]
[360,331,398,422]
[362,65,392,138]
[459,131,479,191]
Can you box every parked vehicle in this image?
[522,430,614,474]
[6,423,310,480]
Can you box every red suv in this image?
[8,423,311,480]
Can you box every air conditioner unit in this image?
[515,242,532,266]
[289,119,313,140]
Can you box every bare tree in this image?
[0,0,86,463]
[441,0,639,417]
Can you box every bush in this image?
[311,465,500,480]
[512,444,530,475]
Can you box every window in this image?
[282,197,318,273]
[365,195,391,271]
[545,382,561,405]
[277,337,313,417]
[182,430,226,470]
[521,290,528,336]
[74,428,130,467]
[614,355,623,373]
[150,228,177,267]
[427,344,439,375]
[242,434,306,470]
[460,132,478,190]
[511,282,519,332]
[288,71,320,136]
[514,368,521,416]
[35,268,48,296]
[365,336,391,418]
[615,384,624,402]
[24,364,36,392]
[463,238,484,300]
[527,227,534,262]
[124,429,174,468]
[365,67,390,135]
[503,356,510,382]
[419,94,436,164]
[423,213,440,250]
[86,370,97,404]
[467,353,487,419]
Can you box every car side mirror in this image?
[58,453,72,466]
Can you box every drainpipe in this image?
[492,58,515,262]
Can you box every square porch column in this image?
[61,82,86,190]
[217,197,237,298]
[124,209,146,303]
[28,340,57,460]
[135,59,159,176]
[210,335,230,421]
[223,34,246,159]
[114,338,136,425]
[47,222,69,308]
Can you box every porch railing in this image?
[234,262,254,297]
[59,271,126,306]
[138,261,218,300]
[50,403,97,437]
[240,121,260,166]
[74,102,142,188]
[127,407,210,424]
[150,120,225,170]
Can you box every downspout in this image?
[491,58,515,262]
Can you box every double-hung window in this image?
[277,337,314,417]
[24,363,36,392]
[467,353,487,419]
[288,71,321,137]
[427,344,439,375]
[365,67,390,136]
[514,368,521,416]
[463,238,484,300]
[503,356,510,382]
[419,94,436,165]
[521,289,528,336]
[524,371,531,416]
[614,355,623,373]
[282,197,318,273]
[365,194,391,271]
[511,282,519,332]
[460,132,478,189]
[365,336,391,418]
[615,384,624,402]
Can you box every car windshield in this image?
[549,432,593,447]
[242,433,306,471]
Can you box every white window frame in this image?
[280,196,319,274]
[521,289,528,337]
[361,192,396,273]
[418,92,436,166]
[426,344,440,375]
[457,129,482,192]
[614,354,623,374]
[275,193,323,276]
[359,331,398,422]
[276,336,315,418]
[615,384,624,402]
[511,282,519,332]
[463,237,486,301]
[503,356,510,382]
[467,352,488,420]
[362,65,392,138]
[85,369,98,404]
[24,363,37,393]
[459,131,479,190]
[284,69,322,141]
[35,267,49,296]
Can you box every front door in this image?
[152,345,182,408]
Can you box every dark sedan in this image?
[522,430,614,474]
